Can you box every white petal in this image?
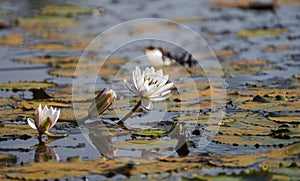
[38,104,42,113]
[135,67,144,89]
[156,69,163,76]
[49,108,60,129]
[149,94,170,101]
[124,79,139,95]
[27,118,37,130]
[38,105,49,126]
[141,98,153,110]
[150,82,173,97]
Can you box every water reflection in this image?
[31,141,59,162]
[82,118,191,159]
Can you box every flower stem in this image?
[118,99,141,126]
[76,115,91,125]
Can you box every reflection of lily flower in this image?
[124,66,173,110]
[34,142,60,162]
[119,66,173,126]
[88,88,117,118]
[27,104,60,137]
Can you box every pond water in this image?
[0,0,299,180]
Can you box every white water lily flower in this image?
[27,104,60,135]
[124,66,173,110]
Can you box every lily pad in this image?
[14,56,78,64]
[27,43,66,50]
[0,154,17,167]
[209,142,300,167]
[237,29,285,37]
[0,34,24,46]
[41,5,93,16]
[2,157,200,180]
[19,99,71,110]
[268,115,300,124]
[132,129,167,137]
[0,97,17,107]
[0,81,55,91]
[18,16,77,29]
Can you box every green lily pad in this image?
[41,5,93,16]
[0,81,55,91]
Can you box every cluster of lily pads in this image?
[28,66,174,141]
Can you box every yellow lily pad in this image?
[263,45,293,52]
[0,34,24,46]
[19,16,77,29]
[237,100,300,112]
[209,142,300,167]
[0,81,55,91]
[27,43,66,50]
[15,56,78,64]
[41,5,93,16]
[133,129,166,137]
[237,29,285,37]
[19,100,71,110]
[0,123,37,137]
[0,154,17,167]
[268,115,300,124]
[2,157,200,180]
[0,98,17,107]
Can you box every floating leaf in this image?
[0,81,55,91]
[211,0,278,9]
[0,154,17,167]
[0,109,31,122]
[0,98,17,107]
[238,100,300,112]
[27,43,66,50]
[237,29,285,37]
[19,100,71,110]
[268,115,300,124]
[19,16,76,28]
[0,34,24,46]
[2,157,199,180]
[14,56,78,64]
[264,45,293,52]
[0,123,36,137]
[171,17,206,23]
[132,129,166,137]
[41,5,93,16]
[209,142,300,167]
[252,95,272,103]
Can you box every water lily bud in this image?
[88,88,117,117]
